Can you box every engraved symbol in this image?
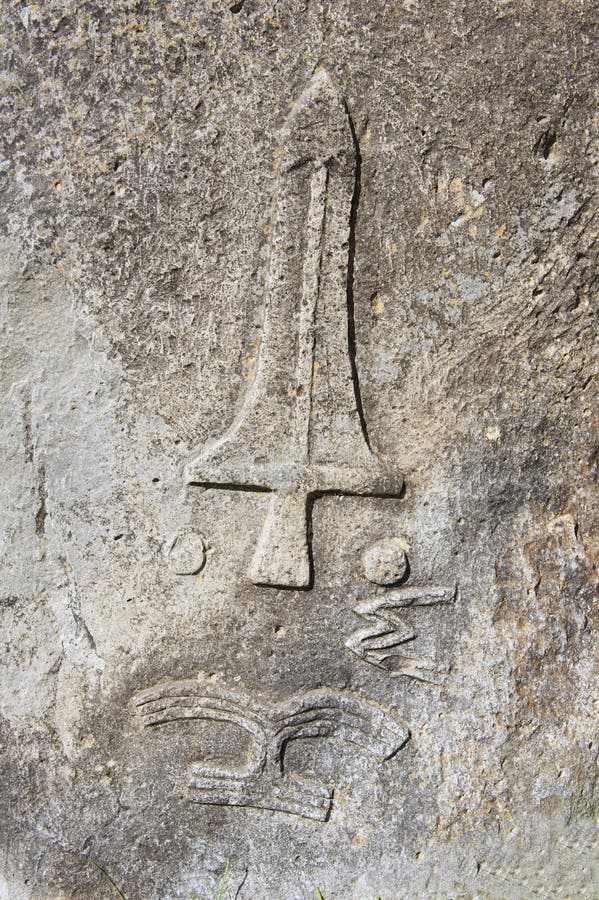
[186,72,403,588]
[361,537,409,585]
[345,584,457,683]
[133,677,410,821]
[165,528,207,576]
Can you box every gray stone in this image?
[361,536,409,585]
[166,528,207,576]
[0,2,597,898]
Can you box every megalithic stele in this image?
[186,71,403,588]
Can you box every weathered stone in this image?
[361,536,409,585]
[0,2,597,898]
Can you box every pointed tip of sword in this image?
[280,70,356,172]
[300,68,340,107]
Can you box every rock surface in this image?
[0,2,597,898]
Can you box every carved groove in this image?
[133,678,410,821]
[185,72,403,588]
[345,585,457,683]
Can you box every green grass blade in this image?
[215,860,229,900]
[89,859,126,899]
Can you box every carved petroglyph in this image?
[346,584,457,683]
[361,537,409,585]
[165,528,207,576]
[186,72,403,588]
[133,677,410,821]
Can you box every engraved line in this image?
[345,104,371,450]
[133,678,410,817]
[189,788,332,821]
[135,692,265,715]
[346,585,456,680]
[187,481,272,494]
[295,163,329,460]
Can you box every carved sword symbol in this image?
[186,72,403,588]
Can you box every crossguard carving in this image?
[133,679,409,821]
[184,72,403,588]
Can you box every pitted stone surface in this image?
[165,528,207,576]
[0,2,597,899]
[361,536,409,585]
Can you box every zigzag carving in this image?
[345,584,457,683]
[132,678,410,821]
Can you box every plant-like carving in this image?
[133,677,410,821]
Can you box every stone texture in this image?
[0,1,597,898]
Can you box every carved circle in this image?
[361,537,409,586]
[166,528,207,576]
